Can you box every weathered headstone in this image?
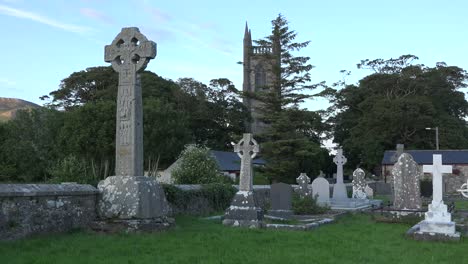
[312,175,330,206]
[96,28,170,230]
[268,183,293,218]
[296,173,311,198]
[352,168,367,199]
[365,185,374,199]
[391,153,422,210]
[332,148,348,200]
[223,133,263,228]
[413,154,459,240]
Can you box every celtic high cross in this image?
[105,27,156,176]
[234,133,260,192]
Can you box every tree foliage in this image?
[326,55,468,171]
[250,14,330,183]
[0,66,246,183]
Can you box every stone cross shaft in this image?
[333,149,347,184]
[423,155,452,206]
[105,27,156,176]
[234,133,259,192]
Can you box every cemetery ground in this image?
[1,214,467,264]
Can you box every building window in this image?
[254,64,266,91]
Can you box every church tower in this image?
[243,22,280,135]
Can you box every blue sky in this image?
[0,0,467,111]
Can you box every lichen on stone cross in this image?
[234,133,259,192]
[296,173,311,198]
[423,155,452,207]
[104,27,156,177]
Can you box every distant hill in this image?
[0,97,41,122]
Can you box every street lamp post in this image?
[425,127,439,150]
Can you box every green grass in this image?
[455,200,468,210]
[1,214,467,264]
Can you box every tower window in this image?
[254,64,266,91]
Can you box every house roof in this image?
[210,150,266,171]
[381,150,468,165]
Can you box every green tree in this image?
[325,55,468,171]
[249,14,329,183]
[176,77,248,150]
[0,108,64,182]
[172,145,224,184]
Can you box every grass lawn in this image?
[1,214,467,264]
[455,200,468,210]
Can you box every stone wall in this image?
[0,183,99,241]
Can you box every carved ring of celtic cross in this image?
[235,137,259,159]
[457,180,468,198]
[104,27,156,73]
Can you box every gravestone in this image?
[391,153,422,210]
[365,185,374,199]
[332,148,348,200]
[412,154,459,240]
[223,133,263,228]
[312,175,330,206]
[268,183,293,218]
[296,173,311,198]
[352,168,367,199]
[95,28,171,231]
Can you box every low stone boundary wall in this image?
[0,183,99,240]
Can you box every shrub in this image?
[46,155,100,185]
[292,193,328,215]
[162,183,236,213]
[172,145,224,184]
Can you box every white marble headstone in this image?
[312,176,330,206]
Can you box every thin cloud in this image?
[0,77,16,86]
[80,7,113,24]
[149,7,172,23]
[0,4,91,34]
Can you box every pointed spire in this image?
[244,21,251,42]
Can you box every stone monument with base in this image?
[223,133,263,228]
[93,27,172,232]
[330,149,375,210]
[408,154,460,241]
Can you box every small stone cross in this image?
[105,27,156,176]
[333,148,347,184]
[423,155,452,206]
[234,133,259,192]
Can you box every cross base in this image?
[332,183,348,200]
[97,176,170,219]
[223,191,264,228]
[407,220,460,242]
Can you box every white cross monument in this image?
[332,148,348,200]
[418,154,457,235]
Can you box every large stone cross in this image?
[333,148,347,184]
[105,27,156,176]
[234,133,259,192]
[423,154,452,206]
